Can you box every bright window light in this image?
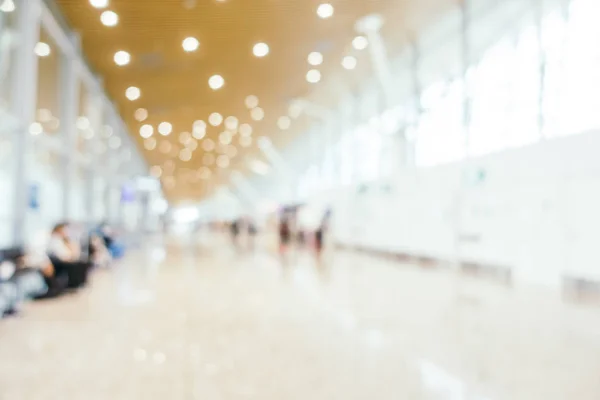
[172,207,200,223]
[317,3,334,19]
[0,0,16,12]
[100,10,118,26]
[29,122,43,136]
[114,50,130,66]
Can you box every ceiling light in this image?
[208,74,225,90]
[224,116,239,131]
[76,116,90,130]
[306,69,321,83]
[158,122,172,136]
[239,136,252,147]
[288,102,303,119]
[159,140,172,153]
[317,3,334,19]
[219,131,232,145]
[182,37,199,52]
[209,112,223,126]
[239,123,253,137]
[90,0,108,8]
[342,55,357,70]
[202,138,215,152]
[29,122,43,136]
[126,86,141,101]
[216,155,229,168]
[193,119,206,130]
[140,124,153,138]
[192,128,206,140]
[203,153,215,166]
[100,10,119,26]
[134,108,148,122]
[179,148,192,162]
[34,42,51,57]
[108,136,121,149]
[150,165,162,178]
[250,107,264,121]
[179,131,192,144]
[0,0,16,12]
[308,51,323,66]
[144,138,157,150]
[352,35,369,50]
[277,116,291,130]
[114,50,130,66]
[245,95,259,109]
[253,42,269,57]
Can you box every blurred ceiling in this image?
[54,0,452,202]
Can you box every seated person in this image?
[89,233,112,268]
[96,222,125,259]
[0,247,48,313]
[47,223,91,288]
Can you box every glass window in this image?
[35,28,61,135]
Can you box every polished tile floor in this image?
[1,235,600,400]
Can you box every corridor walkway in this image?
[1,238,599,400]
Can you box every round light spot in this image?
[226,145,238,158]
[202,138,215,152]
[219,131,232,145]
[134,108,148,122]
[224,116,239,131]
[216,155,229,168]
[306,69,321,83]
[179,148,192,162]
[158,122,172,136]
[253,42,269,57]
[159,140,172,154]
[100,10,119,27]
[90,0,108,8]
[277,116,291,130]
[208,74,225,90]
[198,167,212,180]
[245,95,259,109]
[342,55,357,70]
[239,123,253,137]
[239,136,252,147]
[114,50,130,66]
[317,3,334,19]
[144,138,157,150]
[186,138,198,150]
[250,107,264,121]
[126,86,141,101]
[140,124,153,138]
[29,122,43,136]
[34,42,51,57]
[76,116,90,130]
[352,35,369,50]
[203,153,215,166]
[182,37,199,52]
[179,131,192,144]
[209,112,223,127]
[0,0,16,12]
[308,51,323,66]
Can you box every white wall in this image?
[330,130,600,288]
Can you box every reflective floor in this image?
[1,234,600,399]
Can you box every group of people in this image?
[0,221,123,317]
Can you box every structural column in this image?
[10,0,41,245]
[459,0,472,155]
[85,92,103,224]
[59,36,79,220]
